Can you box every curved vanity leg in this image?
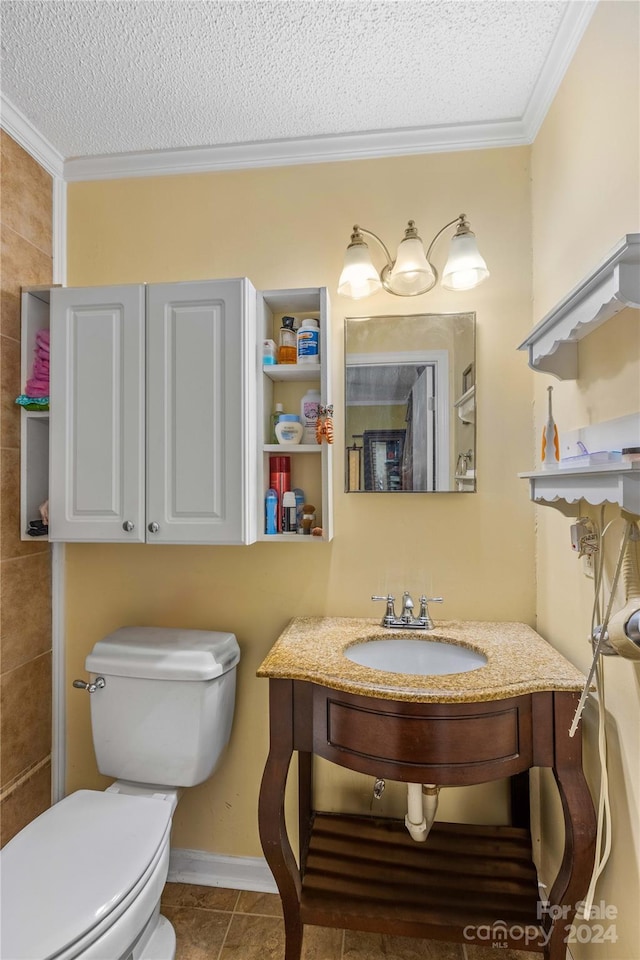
[258,679,303,960]
[544,694,597,960]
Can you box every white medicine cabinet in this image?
[20,280,333,545]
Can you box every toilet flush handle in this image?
[72,676,106,694]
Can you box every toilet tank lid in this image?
[86,627,240,680]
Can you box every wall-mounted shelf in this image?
[263,364,321,383]
[20,288,51,541]
[257,288,333,542]
[263,444,321,454]
[453,385,475,423]
[518,234,640,379]
[519,461,640,517]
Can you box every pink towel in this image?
[32,359,49,379]
[25,381,49,398]
[35,329,50,346]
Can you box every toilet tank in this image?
[85,627,240,787]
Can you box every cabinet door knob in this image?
[122,520,135,532]
[148,521,160,534]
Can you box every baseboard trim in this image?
[168,847,277,894]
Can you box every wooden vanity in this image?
[257,618,596,960]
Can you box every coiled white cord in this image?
[575,512,634,918]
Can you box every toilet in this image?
[0,626,240,960]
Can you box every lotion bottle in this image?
[270,402,284,443]
[300,388,321,444]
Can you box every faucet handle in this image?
[418,596,444,629]
[371,594,396,625]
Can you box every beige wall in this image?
[65,145,535,851]
[0,131,53,845]
[531,2,640,957]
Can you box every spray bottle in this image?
[541,385,560,467]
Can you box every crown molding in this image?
[63,117,529,182]
[4,2,596,186]
[0,94,65,178]
[522,0,597,141]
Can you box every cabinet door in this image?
[146,279,256,544]
[49,285,145,542]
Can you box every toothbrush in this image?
[541,385,560,465]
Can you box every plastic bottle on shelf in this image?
[270,402,284,444]
[296,318,319,364]
[277,316,297,364]
[293,488,305,532]
[300,388,321,445]
[263,339,277,365]
[269,455,291,532]
[265,489,278,535]
[281,491,297,534]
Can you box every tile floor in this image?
[161,883,539,960]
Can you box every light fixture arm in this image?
[350,225,395,269]
[425,214,467,262]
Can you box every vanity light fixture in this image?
[337,214,490,300]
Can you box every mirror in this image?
[345,313,475,492]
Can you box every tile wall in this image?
[0,130,53,845]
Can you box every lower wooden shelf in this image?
[300,813,545,951]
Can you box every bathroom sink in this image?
[344,637,487,676]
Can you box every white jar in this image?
[300,388,321,445]
[296,318,319,364]
[275,415,303,445]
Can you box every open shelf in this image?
[263,444,321,454]
[263,364,321,383]
[519,461,640,516]
[300,813,544,951]
[257,287,333,542]
[20,287,51,541]
[518,234,640,379]
[453,385,475,423]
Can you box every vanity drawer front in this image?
[314,690,533,783]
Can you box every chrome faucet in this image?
[371,592,444,630]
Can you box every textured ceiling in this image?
[1,0,583,163]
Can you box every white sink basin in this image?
[344,637,487,676]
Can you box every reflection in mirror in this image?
[345,313,475,492]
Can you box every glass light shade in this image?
[441,233,490,291]
[386,237,436,296]
[338,242,382,299]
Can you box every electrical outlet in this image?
[582,553,594,579]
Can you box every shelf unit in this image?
[518,236,640,514]
[21,283,334,544]
[20,287,51,541]
[519,462,640,516]
[301,814,541,948]
[453,385,475,423]
[518,234,640,379]
[257,288,333,542]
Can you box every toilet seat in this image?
[0,789,173,960]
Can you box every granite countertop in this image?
[256,617,587,702]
